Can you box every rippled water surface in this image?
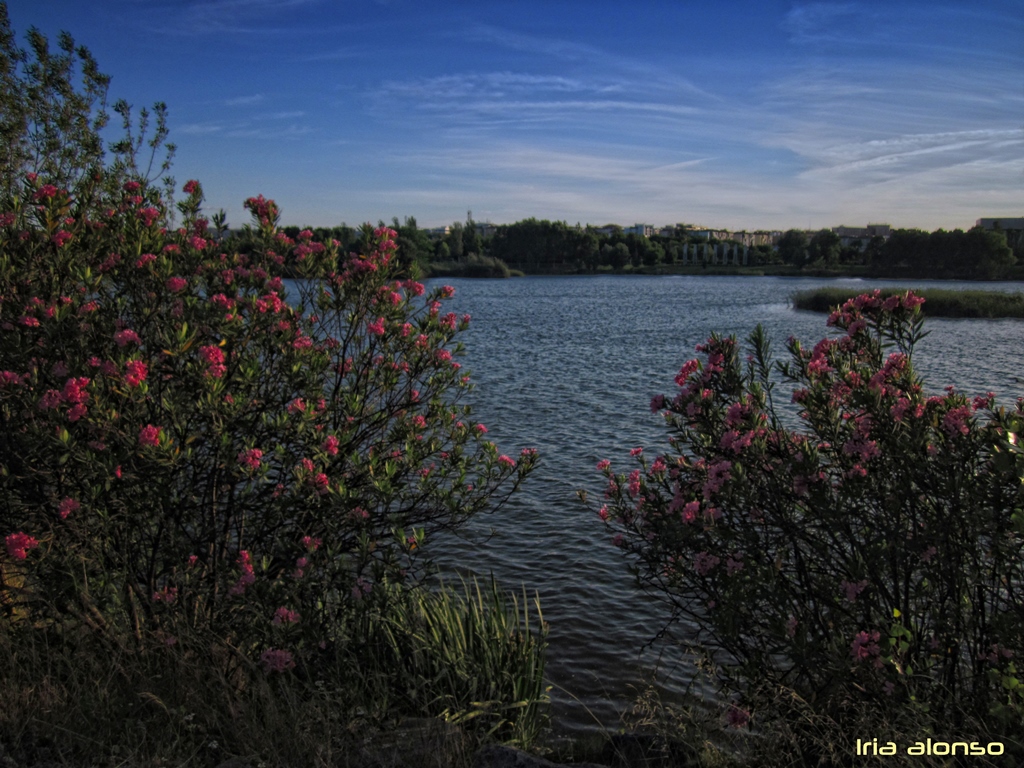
[420,275,1024,736]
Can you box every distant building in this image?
[424,226,450,238]
[976,218,1024,231]
[833,224,891,247]
[728,230,781,247]
[624,223,654,237]
[691,228,731,241]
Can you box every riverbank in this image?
[792,287,1024,318]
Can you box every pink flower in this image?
[238,448,263,471]
[58,497,80,520]
[311,472,329,494]
[52,230,72,247]
[260,648,295,673]
[630,446,643,457]
[596,459,611,471]
[902,291,925,310]
[367,317,386,336]
[300,536,321,551]
[38,389,62,410]
[139,424,162,447]
[200,345,224,365]
[322,435,340,456]
[62,377,90,404]
[124,359,148,387]
[114,329,141,347]
[851,630,882,666]
[229,550,256,596]
[682,500,700,523]
[0,371,24,387]
[272,606,300,625]
[34,184,59,201]
[497,454,516,468]
[135,253,157,268]
[166,277,188,293]
[183,179,200,195]
[5,532,39,560]
[474,423,488,434]
[942,405,972,438]
[840,579,868,602]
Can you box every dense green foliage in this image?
[871,227,1016,279]
[794,287,1024,318]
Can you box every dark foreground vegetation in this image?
[2,7,1023,767]
[793,287,1024,318]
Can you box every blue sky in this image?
[7,0,1023,232]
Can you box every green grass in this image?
[792,287,1024,318]
[0,576,548,767]
[426,254,513,278]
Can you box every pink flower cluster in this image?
[124,359,148,387]
[199,344,226,379]
[139,424,162,447]
[5,531,39,560]
[851,630,882,667]
[58,497,80,520]
[114,329,141,347]
[238,448,263,471]
[272,606,300,625]
[229,550,256,596]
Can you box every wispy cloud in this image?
[467,25,605,62]
[225,94,264,107]
[225,124,313,139]
[783,3,865,44]
[180,123,224,135]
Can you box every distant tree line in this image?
[775,226,1016,279]
[262,216,1018,281]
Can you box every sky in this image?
[6,0,1023,232]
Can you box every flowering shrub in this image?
[597,290,1024,751]
[0,174,536,680]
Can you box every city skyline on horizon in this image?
[5,0,1022,234]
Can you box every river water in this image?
[420,275,1024,737]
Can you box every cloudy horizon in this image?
[6,0,1022,233]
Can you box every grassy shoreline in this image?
[792,287,1024,318]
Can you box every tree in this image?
[447,221,464,260]
[776,229,808,266]
[464,211,481,256]
[0,2,173,215]
[807,229,841,266]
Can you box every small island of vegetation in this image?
[793,287,1024,318]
